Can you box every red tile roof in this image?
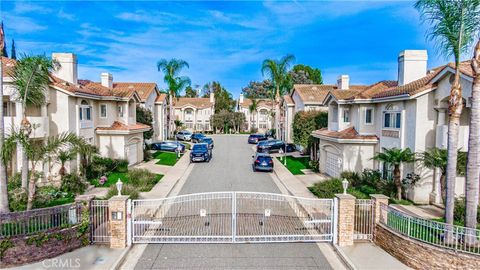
[96,121,150,131]
[312,127,378,141]
[282,94,294,105]
[155,93,168,103]
[1,56,15,77]
[293,84,368,103]
[112,82,157,101]
[173,97,214,109]
[238,98,275,109]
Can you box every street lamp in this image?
[342,178,349,195]
[116,179,123,196]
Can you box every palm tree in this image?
[157,59,190,138]
[0,28,8,213]
[57,150,75,177]
[3,131,79,210]
[261,54,295,138]
[248,99,258,132]
[466,39,480,230]
[418,147,448,203]
[373,147,415,200]
[174,120,183,133]
[415,0,480,227]
[74,139,97,180]
[11,55,57,190]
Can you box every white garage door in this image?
[325,152,341,177]
[127,144,138,165]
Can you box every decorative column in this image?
[334,193,355,246]
[370,194,389,226]
[109,195,129,249]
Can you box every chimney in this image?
[239,93,244,104]
[52,53,77,84]
[398,50,428,86]
[210,92,215,103]
[101,72,113,88]
[337,75,349,90]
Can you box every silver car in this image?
[176,130,192,141]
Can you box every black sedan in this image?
[190,143,212,163]
[150,141,186,153]
[252,152,274,172]
[256,140,296,153]
[248,134,268,144]
[191,133,206,143]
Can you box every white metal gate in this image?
[132,192,333,243]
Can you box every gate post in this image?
[334,193,355,246]
[370,194,389,226]
[108,195,129,249]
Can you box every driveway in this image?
[134,135,334,270]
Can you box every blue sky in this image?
[1,1,457,96]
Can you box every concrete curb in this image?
[109,246,132,270]
[332,244,357,270]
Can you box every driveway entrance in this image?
[132,192,333,243]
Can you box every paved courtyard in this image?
[134,135,334,269]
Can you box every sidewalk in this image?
[6,245,126,270]
[272,158,410,270]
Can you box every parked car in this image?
[191,133,206,143]
[248,134,268,144]
[257,140,296,153]
[150,141,186,153]
[190,143,212,162]
[176,130,192,141]
[252,152,274,172]
[200,137,214,149]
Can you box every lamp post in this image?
[116,179,123,196]
[342,178,349,195]
[283,144,287,166]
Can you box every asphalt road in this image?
[134,135,333,270]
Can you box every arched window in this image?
[383,103,401,129]
[79,100,91,121]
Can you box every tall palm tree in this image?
[373,147,415,200]
[466,39,480,230]
[248,99,258,132]
[3,131,79,210]
[415,0,480,226]
[261,54,295,138]
[11,55,57,190]
[157,59,190,137]
[0,27,8,213]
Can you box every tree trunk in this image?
[445,70,463,227]
[440,173,446,205]
[394,165,402,201]
[26,163,36,210]
[465,40,480,231]
[275,85,280,139]
[169,94,173,138]
[0,57,9,213]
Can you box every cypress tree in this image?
[0,22,7,57]
[10,39,16,60]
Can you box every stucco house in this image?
[311,50,474,204]
[172,94,215,132]
[2,53,152,181]
[236,93,274,133]
[154,93,168,141]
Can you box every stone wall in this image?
[375,224,480,269]
[0,225,89,268]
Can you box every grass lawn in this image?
[154,151,182,166]
[90,172,129,187]
[277,156,312,175]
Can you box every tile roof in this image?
[239,98,275,109]
[77,80,136,98]
[155,93,167,103]
[312,127,378,141]
[113,82,157,101]
[293,84,368,103]
[282,95,294,105]
[173,97,214,109]
[1,56,15,77]
[96,121,150,131]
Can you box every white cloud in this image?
[3,14,47,33]
[58,9,75,21]
[14,2,52,14]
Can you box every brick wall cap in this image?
[108,195,130,202]
[370,194,390,200]
[75,194,95,202]
[334,194,356,199]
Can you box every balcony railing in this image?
[80,120,93,129]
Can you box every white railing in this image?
[380,204,480,255]
[0,203,82,238]
[354,199,373,240]
[79,120,93,129]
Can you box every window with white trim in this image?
[383,112,401,129]
[100,104,107,118]
[79,100,91,121]
[118,105,124,117]
[365,108,373,124]
[343,108,350,123]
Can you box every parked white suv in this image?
[176,130,192,141]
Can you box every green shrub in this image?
[61,172,86,194]
[292,110,328,149]
[358,185,377,195]
[34,186,74,208]
[105,184,139,200]
[8,187,27,211]
[309,160,319,172]
[308,178,343,198]
[348,188,370,199]
[453,198,480,225]
[86,156,128,179]
[360,169,382,188]
[340,171,361,187]
[128,169,162,191]
[116,159,129,173]
[7,173,22,191]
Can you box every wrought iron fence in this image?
[380,204,480,255]
[0,203,82,238]
[90,200,111,244]
[354,199,373,241]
